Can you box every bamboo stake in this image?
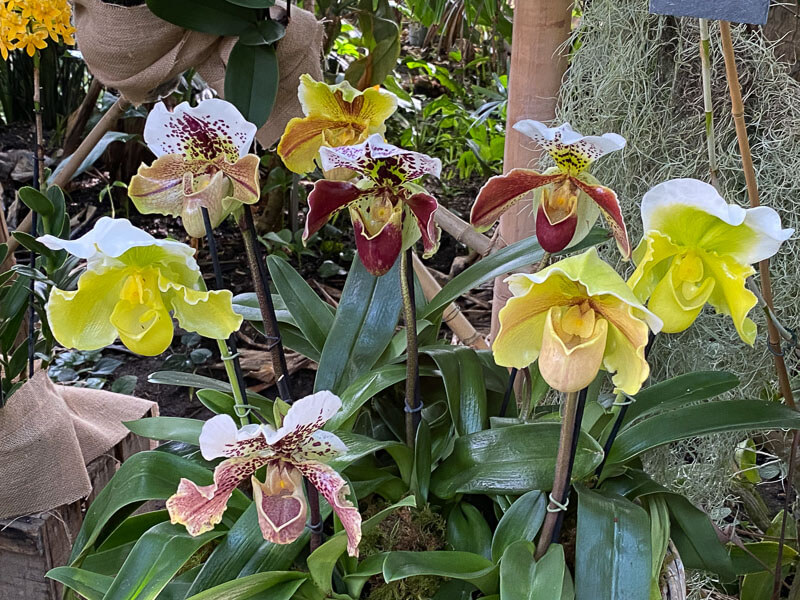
[401,248,422,448]
[699,19,721,191]
[6,97,130,254]
[718,21,797,600]
[490,0,572,341]
[411,253,488,350]
[434,206,494,256]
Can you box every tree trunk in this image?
[489,0,573,340]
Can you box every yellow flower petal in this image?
[629,231,683,303]
[159,274,243,341]
[538,305,608,393]
[45,269,125,351]
[594,297,652,395]
[110,270,174,355]
[701,251,758,345]
[647,254,715,334]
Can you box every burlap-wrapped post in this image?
[72,0,324,147]
[0,371,156,519]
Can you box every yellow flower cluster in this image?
[0,0,74,60]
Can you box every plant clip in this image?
[307,520,324,534]
[264,335,282,351]
[221,352,241,362]
[404,400,424,414]
[546,492,569,513]
[768,340,785,358]
[612,392,636,407]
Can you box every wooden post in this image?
[489,0,572,340]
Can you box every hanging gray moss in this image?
[555,0,799,592]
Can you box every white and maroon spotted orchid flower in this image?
[166,391,362,556]
[128,99,260,238]
[470,121,630,259]
[304,133,442,276]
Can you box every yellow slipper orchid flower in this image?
[38,217,243,356]
[277,73,398,175]
[629,179,793,344]
[128,98,260,238]
[493,248,662,395]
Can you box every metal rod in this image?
[499,367,518,417]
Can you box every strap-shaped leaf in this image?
[225,42,278,128]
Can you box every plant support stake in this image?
[201,207,250,427]
[401,247,422,448]
[535,387,588,559]
[239,203,322,550]
[719,22,797,599]
[699,19,720,191]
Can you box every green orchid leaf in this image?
[146,0,255,35]
[316,255,402,394]
[101,522,223,600]
[123,416,204,445]
[491,490,547,562]
[46,567,112,600]
[184,571,307,600]
[267,255,334,355]
[447,502,492,560]
[574,485,651,600]
[382,550,498,595]
[608,399,800,464]
[225,42,278,128]
[431,423,603,499]
[500,542,567,600]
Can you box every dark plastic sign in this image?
[649,0,769,25]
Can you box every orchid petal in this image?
[167,454,270,536]
[297,461,362,557]
[159,276,243,341]
[535,201,578,253]
[177,171,231,239]
[351,200,403,276]
[702,251,759,345]
[128,154,190,221]
[220,154,261,207]
[628,232,684,304]
[538,305,608,393]
[198,414,269,460]
[293,430,348,463]
[572,173,630,259]
[252,464,308,545]
[265,390,342,448]
[641,179,793,265]
[319,134,441,181]
[45,269,126,352]
[304,180,365,240]
[144,99,256,161]
[513,120,625,175]
[277,75,397,174]
[647,255,716,334]
[404,192,441,258]
[39,217,193,266]
[470,168,564,231]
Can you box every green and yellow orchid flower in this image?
[629,178,793,344]
[167,391,362,556]
[38,217,242,356]
[471,121,630,258]
[493,248,662,395]
[277,73,398,175]
[128,98,260,238]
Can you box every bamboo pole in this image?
[411,253,489,350]
[490,0,573,341]
[718,21,797,600]
[6,98,130,255]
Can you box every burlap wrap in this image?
[72,0,324,147]
[0,371,156,519]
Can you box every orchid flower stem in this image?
[719,25,796,597]
[201,207,250,427]
[535,387,588,560]
[698,19,720,192]
[401,247,422,449]
[239,204,323,550]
